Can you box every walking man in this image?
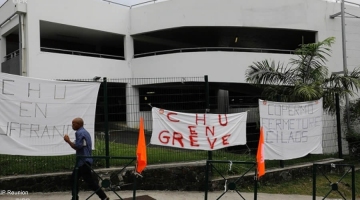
[64,117,109,200]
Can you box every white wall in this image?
[0,0,17,26]
[322,113,349,154]
[0,15,19,37]
[129,0,360,79]
[325,4,360,74]
[129,0,347,34]
[130,0,321,34]
[28,0,128,34]
[0,1,20,62]
[0,0,358,81]
[24,0,130,79]
[32,53,130,79]
[343,5,360,71]
[132,52,295,83]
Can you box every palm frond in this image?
[244,36,360,113]
[246,60,293,85]
[325,69,360,96]
[291,82,323,101]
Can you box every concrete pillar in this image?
[126,83,140,128]
[125,35,134,62]
[0,35,5,64]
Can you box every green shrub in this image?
[343,99,360,159]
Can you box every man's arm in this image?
[64,134,78,150]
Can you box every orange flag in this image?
[136,117,147,174]
[257,126,265,178]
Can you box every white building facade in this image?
[0,0,359,80]
[0,0,359,154]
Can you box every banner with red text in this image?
[259,98,323,160]
[0,73,100,156]
[150,107,247,150]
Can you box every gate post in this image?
[103,77,110,168]
[312,164,317,200]
[204,160,209,200]
[204,75,212,161]
[335,93,343,159]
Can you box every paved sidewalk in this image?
[0,190,343,200]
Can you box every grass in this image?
[1,138,359,198]
[206,152,360,199]
[257,168,360,199]
[0,138,351,176]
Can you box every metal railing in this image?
[130,0,157,8]
[335,0,360,7]
[204,160,258,200]
[74,155,137,200]
[312,163,356,200]
[102,0,130,7]
[4,49,19,60]
[134,47,295,58]
[41,47,125,60]
[0,77,340,177]
[101,0,157,7]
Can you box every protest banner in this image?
[0,73,100,156]
[259,98,323,160]
[150,107,247,150]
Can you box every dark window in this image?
[133,27,316,57]
[139,83,206,112]
[40,21,125,60]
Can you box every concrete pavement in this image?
[0,190,345,200]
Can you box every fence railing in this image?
[0,77,343,177]
[41,47,125,60]
[134,47,295,58]
[335,0,360,7]
[101,0,157,7]
[4,49,19,60]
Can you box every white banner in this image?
[259,98,323,160]
[0,73,100,156]
[150,107,247,150]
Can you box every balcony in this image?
[1,49,20,75]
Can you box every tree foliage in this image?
[245,37,360,113]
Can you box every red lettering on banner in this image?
[173,132,184,147]
[167,112,180,122]
[188,126,199,147]
[188,126,196,134]
[218,114,228,126]
[222,134,231,145]
[196,114,206,125]
[205,126,215,137]
[207,137,217,149]
[189,134,199,147]
[159,130,171,144]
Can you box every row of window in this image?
[5,21,316,61]
[36,21,316,60]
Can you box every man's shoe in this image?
[102,197,109,200]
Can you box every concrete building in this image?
[1,0,359,80]
[0,0,359,153]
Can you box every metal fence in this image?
[0,76,345,176]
